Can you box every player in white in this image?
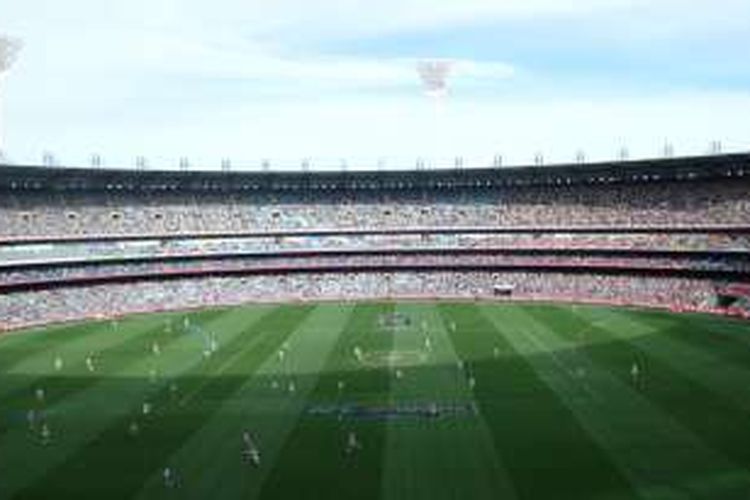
[353,346,363,363]
[345,430,362,455]
[163,467,178,488]
[630,361,641,388]
[35,387,45,403]
[242,430,261,466]
[86,354,96,373]
[27,409,37,431]
[152,341,161,356]
[40,422,51,446]
[288,380,296,394]
[468,376,476,390]
[53,354,64,372]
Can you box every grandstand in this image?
[1,152,749,330]
[3,153,750,499]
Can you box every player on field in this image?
[86,353,96,373]
[163,466,179,488]
[353,346,363,363]
[40,422,51,446]
[26,409,36,431]
[242,430,261,466]
[630,361,641,388]
[345,430,362,456]
[53,354,64,372]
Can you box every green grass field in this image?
[2,302,750,499]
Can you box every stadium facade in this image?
[1,153,749,330]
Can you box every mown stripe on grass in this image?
[500,304,750,499]
[12,304,311,500]
[0,308,230,438]
[379,303,517,500]
[1,305,276,499]
[0,315,170,409]
[547,306,750,478]
[440,303,636,500]
[135,303,356,500]
[259,303,394,500]
[0,321,112,375]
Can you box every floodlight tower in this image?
[417,59,453,167]
[0,36,22,160]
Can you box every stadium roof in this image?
[0,153,747,194]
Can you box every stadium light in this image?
[618,147,630,161]
[135,156,147,170]
[42,151,56,167]
[179,157,190,171]
[710,141,722,155]
[534,152,544,166]
[417,60,452,99]
[454,156,464,169]
[0,36,22,159]
[663,142,674,158]
[575,150,586,164]
[493,155,503,168]
[90,154,103,169]
[221,158,232,172]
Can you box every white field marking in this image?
[359,350,427,368]
[380,304,518,500]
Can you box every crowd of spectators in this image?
[2,231,749,267]
[1,171,748,330]
[1,252,748,289]
[1,177,749,239]
[0,272,720,331]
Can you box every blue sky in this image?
[0,0,748,170]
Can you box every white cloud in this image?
[1,0,748,168]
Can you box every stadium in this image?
[3,2,750,498]
[2,152,750,499]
